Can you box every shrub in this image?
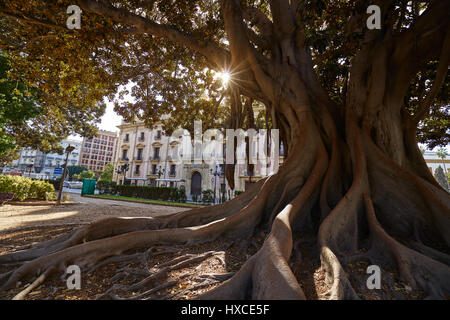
[96,180,117,195]
[45,192,57,201]
[0,175,56,201]
[30,179,55,200]
[234,190,244,197]
[48,178,61,190]
[201,189,214,204]
[79,170,95,180]
[178,187,187,203]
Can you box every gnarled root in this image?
[1,121,449,300]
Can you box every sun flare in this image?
[217,71,231,86]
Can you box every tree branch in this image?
[0,11,66,30]
[241,6,273,42]
[389,0,450,97]
[77,0,230,70]
[222,0,278,101]
[412,29,450,124]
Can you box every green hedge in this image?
[0,175,56,201]
[96,180,116,195]
[96,182,187,203]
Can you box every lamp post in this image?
[210,164,221,204]
[157,166,165,187]
[57,145,75,205]
[116,162,129,184]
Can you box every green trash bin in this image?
[81,179,96,196]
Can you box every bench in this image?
[0,192,15,205]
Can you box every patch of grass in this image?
[90,194,205,208]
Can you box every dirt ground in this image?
[0,194,427,300]
[0,194,258,300]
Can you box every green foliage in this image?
[98,184,184,202]
[96,180,117,194]
[79,170,95,180]
[0,174,55,201]
[201,189,214,204]
[67,166,87,180]
[434,166,449,192]
[48,178,61,190]
[0,51,41,163]
[169,187,187,203]
[234,190,244,197]
[436,147,448,160]
[99,163,114,182]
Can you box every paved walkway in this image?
[0,193,189,232]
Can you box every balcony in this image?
[149,156,160,161]
[169,171,176,177]
[134,156,143,162]
[154,135,162,140]
[123,138,130,143]
[138,137,145,142]
[119,157,129,162]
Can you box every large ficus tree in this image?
[0,0,449,300]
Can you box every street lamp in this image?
[210,164,221,204]
[57,145,75,205]
[116,163,130,182]
[157,166,165,187]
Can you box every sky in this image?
[67,83,138,142]
[68,99,122,141]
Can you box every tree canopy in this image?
[0,0,447,146]
[0,51,41,164]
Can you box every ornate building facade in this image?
[112,120,283,201]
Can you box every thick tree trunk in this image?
[1,0,449,300]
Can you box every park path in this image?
[0,193,189,232]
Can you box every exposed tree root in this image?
[1,120,449,300]
[12,266,54,300]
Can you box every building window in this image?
[152,164,157,174]
[153,147,160,159]
[124,133,129,142]
[169,164,176,176]
[122,150,128,160]
[135,165,140,174]
[139,132,145,141]
[137,148,143,160]
[156,130,162,140]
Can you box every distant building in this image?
[79,130,118,172]
[424,151,449,175]
[6,139,82,179]
[112,118,283,202]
